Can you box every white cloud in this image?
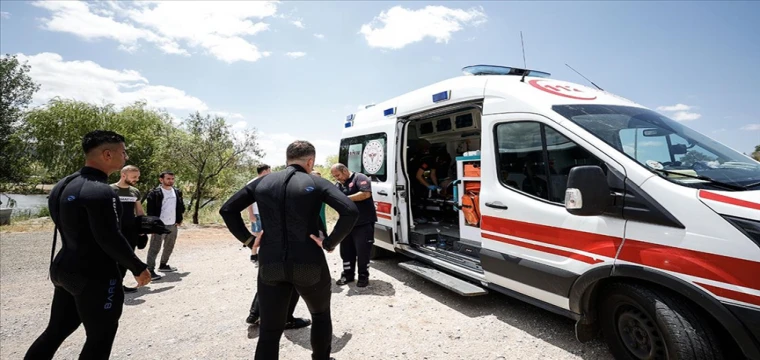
[285,51,306,59]
[232,120,248,129]
[432,56,443,62]
[210,111,245,119]
[657,104,692,112]
[741,124,760,131]
[314,33,325,39]
[18,52,211,113]
[359,5,486,50]
[291,20,305,29]
[257,132,339,166]
[670,112,702,121]
[32,1,278,63]
[1,11,10,19]
[656,103,701,122]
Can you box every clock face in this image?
[362,140,385,175]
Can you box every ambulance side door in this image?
[478,113,627,311]
[338,126,397,251]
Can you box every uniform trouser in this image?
[340,223,374,280]
[118,234,138,282]
[25,274,124,360]
[255,262,332,360]
[249,285,300,321]
[146,224,178,270]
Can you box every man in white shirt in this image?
[144,171,186,280]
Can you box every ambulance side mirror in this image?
[564,165,610,216]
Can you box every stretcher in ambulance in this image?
[338,64,760,359]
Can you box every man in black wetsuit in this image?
[25,130,152,360]
[220,140,359,360]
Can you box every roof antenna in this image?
[520,31,528,83]
[565,63,604,91]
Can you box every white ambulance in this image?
[338,65,760,359]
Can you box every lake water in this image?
[1,194,49,211]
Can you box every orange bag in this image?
[461,190,480,227]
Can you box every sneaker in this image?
[285,318,312,330]
[357,278,369,288]
[123,285,138,293]
[150,270,163,281]
[246,313,259,325]
[158,264,177,272]
[336,276,354,286]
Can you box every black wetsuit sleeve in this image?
[86,188,148,276]
[219,179,258,247]
[320,181,359,252]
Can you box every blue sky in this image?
[1,1,758,166]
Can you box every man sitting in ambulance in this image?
[410,139,441,224]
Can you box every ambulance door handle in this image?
[377,190,388,196]
[485,202,509,210]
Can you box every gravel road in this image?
[1,225,612,360]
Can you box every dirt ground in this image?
[1,224,612,359]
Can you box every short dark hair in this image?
[82,130,125,154]
[160,171,175,179]
[256,164,270,175]
[286,140,316,162]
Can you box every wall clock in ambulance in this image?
[362,140,385,174]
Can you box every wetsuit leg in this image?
[286,289,300,321]
[255,279,292,360]
[250,290,261,318]
[356,224,373,281]
[294,265,333,360]
[24,287,82,360]
[339,230,357,280]
[76,276,124,359]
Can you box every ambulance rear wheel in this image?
[599,282,723,360]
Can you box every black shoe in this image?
[123,285,138,293]
[246,313,259,325]
[150,270,163,281]
[336,276,354,286]
[357,278,369,288]
[158,264,177,272]
[285,317,311,330]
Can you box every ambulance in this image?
[338,64,760,359]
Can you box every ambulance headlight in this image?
[565,188,583,209]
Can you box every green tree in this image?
[324,154,339,167]
[169,112,262,224]
[21,99,175,194]
[0,54,40,185]
[753,144,760,162]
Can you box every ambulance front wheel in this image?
[599,282,724,360]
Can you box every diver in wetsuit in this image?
[25,130,152,360]
[220,140,359,360]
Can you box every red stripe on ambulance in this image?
[699,190,760,211]
[482,216,760,291]
[482,232,603,265]
[695,282,760,307]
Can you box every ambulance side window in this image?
[338,132,388,182]
[495,122,605,204]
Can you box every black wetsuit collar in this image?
[287,164,308,173]
[80,166,109,182]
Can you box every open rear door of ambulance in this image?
[340,111,398,252]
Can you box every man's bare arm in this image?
[348,191,372,202]
[135,201,145,216]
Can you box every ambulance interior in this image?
[404,107,484,270]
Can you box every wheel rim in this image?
[615,304,667,360]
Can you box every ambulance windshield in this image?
[553,104,760,190]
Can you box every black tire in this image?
[599,282,724,360]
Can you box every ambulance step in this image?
[399,261,488,296]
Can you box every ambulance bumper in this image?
[725,302,760,359]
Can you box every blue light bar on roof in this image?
[383,107,396,116]
[346,114,354,121]
[432,90,450,103]
[345,121,353,128]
